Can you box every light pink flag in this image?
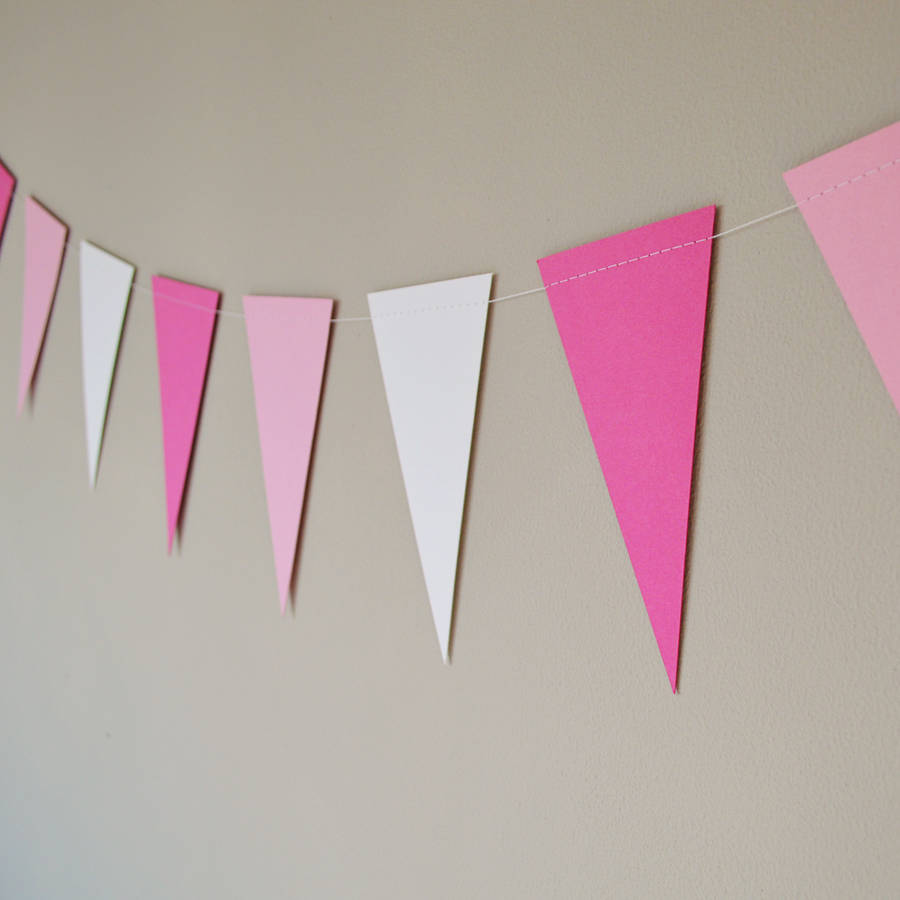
[152,276,220,552]
[0,159,14,247]
[18,198,68,413]
[784,122,900,416]
[243,295,333,611]
[538,205,715,692]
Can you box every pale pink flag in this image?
[243,295,333,611]
[0,159,14,247]
[784,121,900,416]
[538,205,715,692]
[152,276,220,552]
[18,198,68,413]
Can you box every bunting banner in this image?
[243,295,333,611]
[79,242,135,487]
[4,119,899,690]
[18,198,68,413]
[368,274,492,662]
[0,159,14,246]
[784,121,900,417]
[152,276,220,551]
[538,206,716,691]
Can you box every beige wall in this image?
[1,2,898,897]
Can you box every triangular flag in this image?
[243,295,333,612]
[0,158,15,249]
[784,121,900,416]
[79,242,135,487]
[152,276,219,552]
[538,206,715,692]
[368,273,492,662]
[18,198,68,413]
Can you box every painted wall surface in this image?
[1,2,898,897]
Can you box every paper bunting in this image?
[79,242,135,487]
[152,276,220,551]
[4,117,900,691]
[0,158,14,248]
[18,198,68,413]
[538,206,715,692]
[368,274,492,662]
[243,295,333,611]
[784,121,900,417]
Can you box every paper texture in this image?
[243,295,333,611]
[18,198,68,413]
[538,206,715,692]
[368,273,492,662]
[152,276,219,551]
[79,242,135,486]
[784,121,900,417]
[0,159,14,248]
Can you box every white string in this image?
[127,279,246,319]
[10,156,898,323]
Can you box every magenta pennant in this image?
[784,122,900,416]
[538,206,715,692]
[0,159,14,248]
[18,198,69,413]
[152,276,219,551]
[243,296,333,612]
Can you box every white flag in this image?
[368,273,492,662]
[79,241,134,486]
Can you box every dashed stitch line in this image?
[345,155,899,320]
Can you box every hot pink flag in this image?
[243,295,333,611]
[0,159,14,247]
[18,198,68,413]
[152,276,219,552]
[537,205,715,692]
[784,122,900,416]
